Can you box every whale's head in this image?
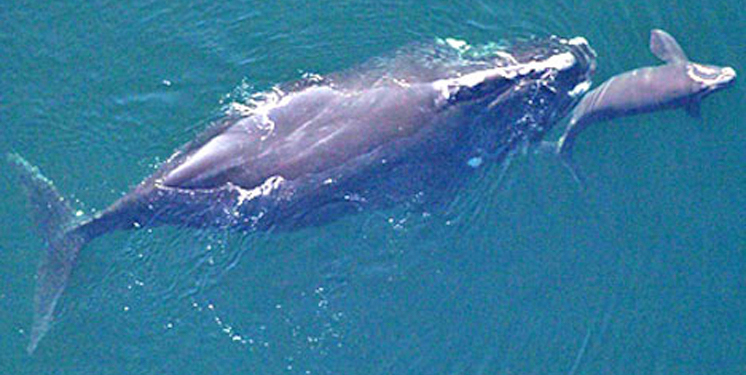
[431,36,597,154]
[649,29,736,99]
[434,36,596,107]
[687,63,737,95]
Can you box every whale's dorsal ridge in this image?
[650,29,688,64]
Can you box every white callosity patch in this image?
[432,51,578,101]
[562,36,594,97]
[564,36,590,47]
[443,38,469,52]
[569,81,592,97]
[687,64,737,86]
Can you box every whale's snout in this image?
[711,66,736,92]
[721,66,737,83]
[688,63,737,91]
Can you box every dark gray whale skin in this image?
[557,29,736,159]
[10,36,596,353]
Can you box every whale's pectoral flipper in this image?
[649,29,688,63]
[7,154,91,354]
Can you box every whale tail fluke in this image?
[7,153,90,354]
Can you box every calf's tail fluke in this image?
[7,153,91,354]
[536,136,587,189]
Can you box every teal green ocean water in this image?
[1,1,743,374]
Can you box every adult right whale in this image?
[555,29,736,171]
[9,35,596,353]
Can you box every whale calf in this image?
[554,29,736,176]
[10,36,596,353]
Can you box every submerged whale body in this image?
[10,36,596,353]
